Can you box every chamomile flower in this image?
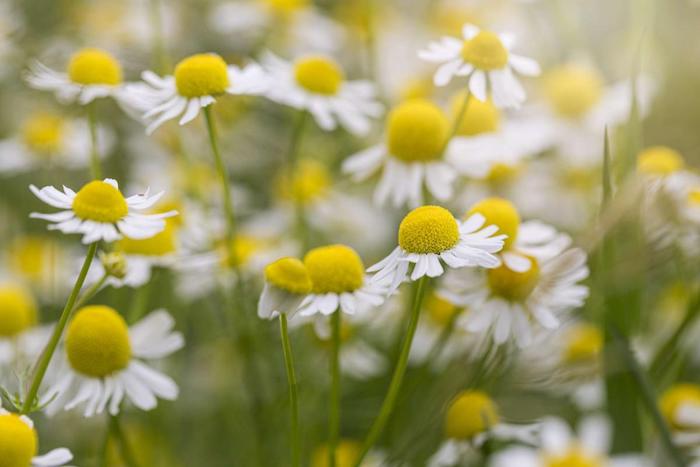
[29,178,177,244]
[43,305,183,417]
[25,47,125,105]
[258,257,312,319]
[369,206,506,290]
[490,416,651,467]
[342,99,458,207]
[123,53,269,134]
[0,409,74,467]
[296,245,387,317]
[660,383,700,447]
[419,24,540,108]
[262,52,382,135]
[443,246,589,347]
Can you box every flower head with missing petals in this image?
[258,257,313,319]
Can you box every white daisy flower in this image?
[369,206,506,290]
[258,257,312,320]
[262,52,383,136]
[25,47,125,105]
[29,178,177,244]
[490,416,652,467]
[636,145,688,194]
[122,53,270,134]
[660,383,700,448]
[418,23,540,108]
[296,244,387,317]
[342,99,459,208]
[43,306,183,417]
[0,409,73,466]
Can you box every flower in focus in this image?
[30,178,177,244]
[419,24,540,108]
[258,256,312,319]
[369,205,505,290]
[0,409,73,466]
[43,306,184,417]
[25,47,125,105]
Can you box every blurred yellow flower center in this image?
[487,257,540,302]
[425,293,460,326]
[265,257,312,294]
[637,146,684,176]
[277,159,331,205]
[487,163,521,184]
[311,440,361,467]
[223,235,263,268]
[544,65,603,119]
[0,285,37,337]
[72,181,128,223]
[466,197,520,249]
[399,77,433,101]
[294,56,344,95]
[688,188,700,206]
[21,113,64,154]
[563,323,603,364]
[461,31,508,71]
[67,47,123,86]
[9,236,53,282]
[444,390,499,439]
[0,414,38,467]
[399,205,459,254]
[544,447,604,467]
[117,221,177,256]
[387,99,449,163]
[452,93,500,136]
[174,53,230,98]
[66,305,132,377]
[262,0,308,14]
[304,245,364,294]
[660,384,700,429]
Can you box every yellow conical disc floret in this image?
[544,65,603,119]
[660,384,700,429]
[461,31,508,71]
[444,390,499,439]
[487,256,540,302]
[174,53,230,98]
[311,440,361,467]
[452,92,500,136]
[0,285,37,337]
[304,245,364,294]
[0,413,38,467]
[544,447,604,467]
[294,55,344,95]
[117,221,177,256]
[563,323,603,364]
[263,0,308,15]
[21,113,64,154]
[276,159,331,205]
[67,48,123,86]
[386,99,449,163]
[72,180,128,223]
[399,206,459,254]
[65,305,132,377]
[265,257,313,294]
[466,197,520,249]
[637,146,685,177]
[425,292,460,326]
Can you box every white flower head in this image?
[43,307,184,417]
[0,409,73,466]
[30,178,177,244]
[262,52,383,136]
[419,24,540,108]
[258,257,312,319]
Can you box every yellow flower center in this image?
[262,0,308,15]
[689,188,700,206]
[452,92,500,136]
[277,159,331,205]
[425,292,460,326]
[0,414,38,467]
[72,181,129,223]
[294,56,344,95]
[304,245,364,294]
[0,285,37,337]
[9,236,54,282]
[466,197,520,249]
[487,163,521,184]
[487,256,540,302]
[21,113,64,154]
[117,221,177,256]
[386,99,449,163]
[65,305,132,377]
[544,65,603,119]
[544,446,604,467]
[444,390,500,439]
[563,323,603,364]
[660,384,700,430]
[431,6,480,37]
[461,31,509,71]
[311,440,361,467]
[399,206,459,254]
[264,257,312,294]
[637,146,685,177]
[174,53,230,98]
[222,235,264,268]
[67,47,123,86]
[399,77,433,101]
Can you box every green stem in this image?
[280,314,301,467]
[650,291,700,380]
[329,309,342,467]
[98,413,112,467]
[354,276,428,466]
[73,273,107,311]
[111,414,140,467]
[21,242,97,414]
[287,111,311,252]
[424,313,459,366]
[441,90,471,156]
[87,102,102,180]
